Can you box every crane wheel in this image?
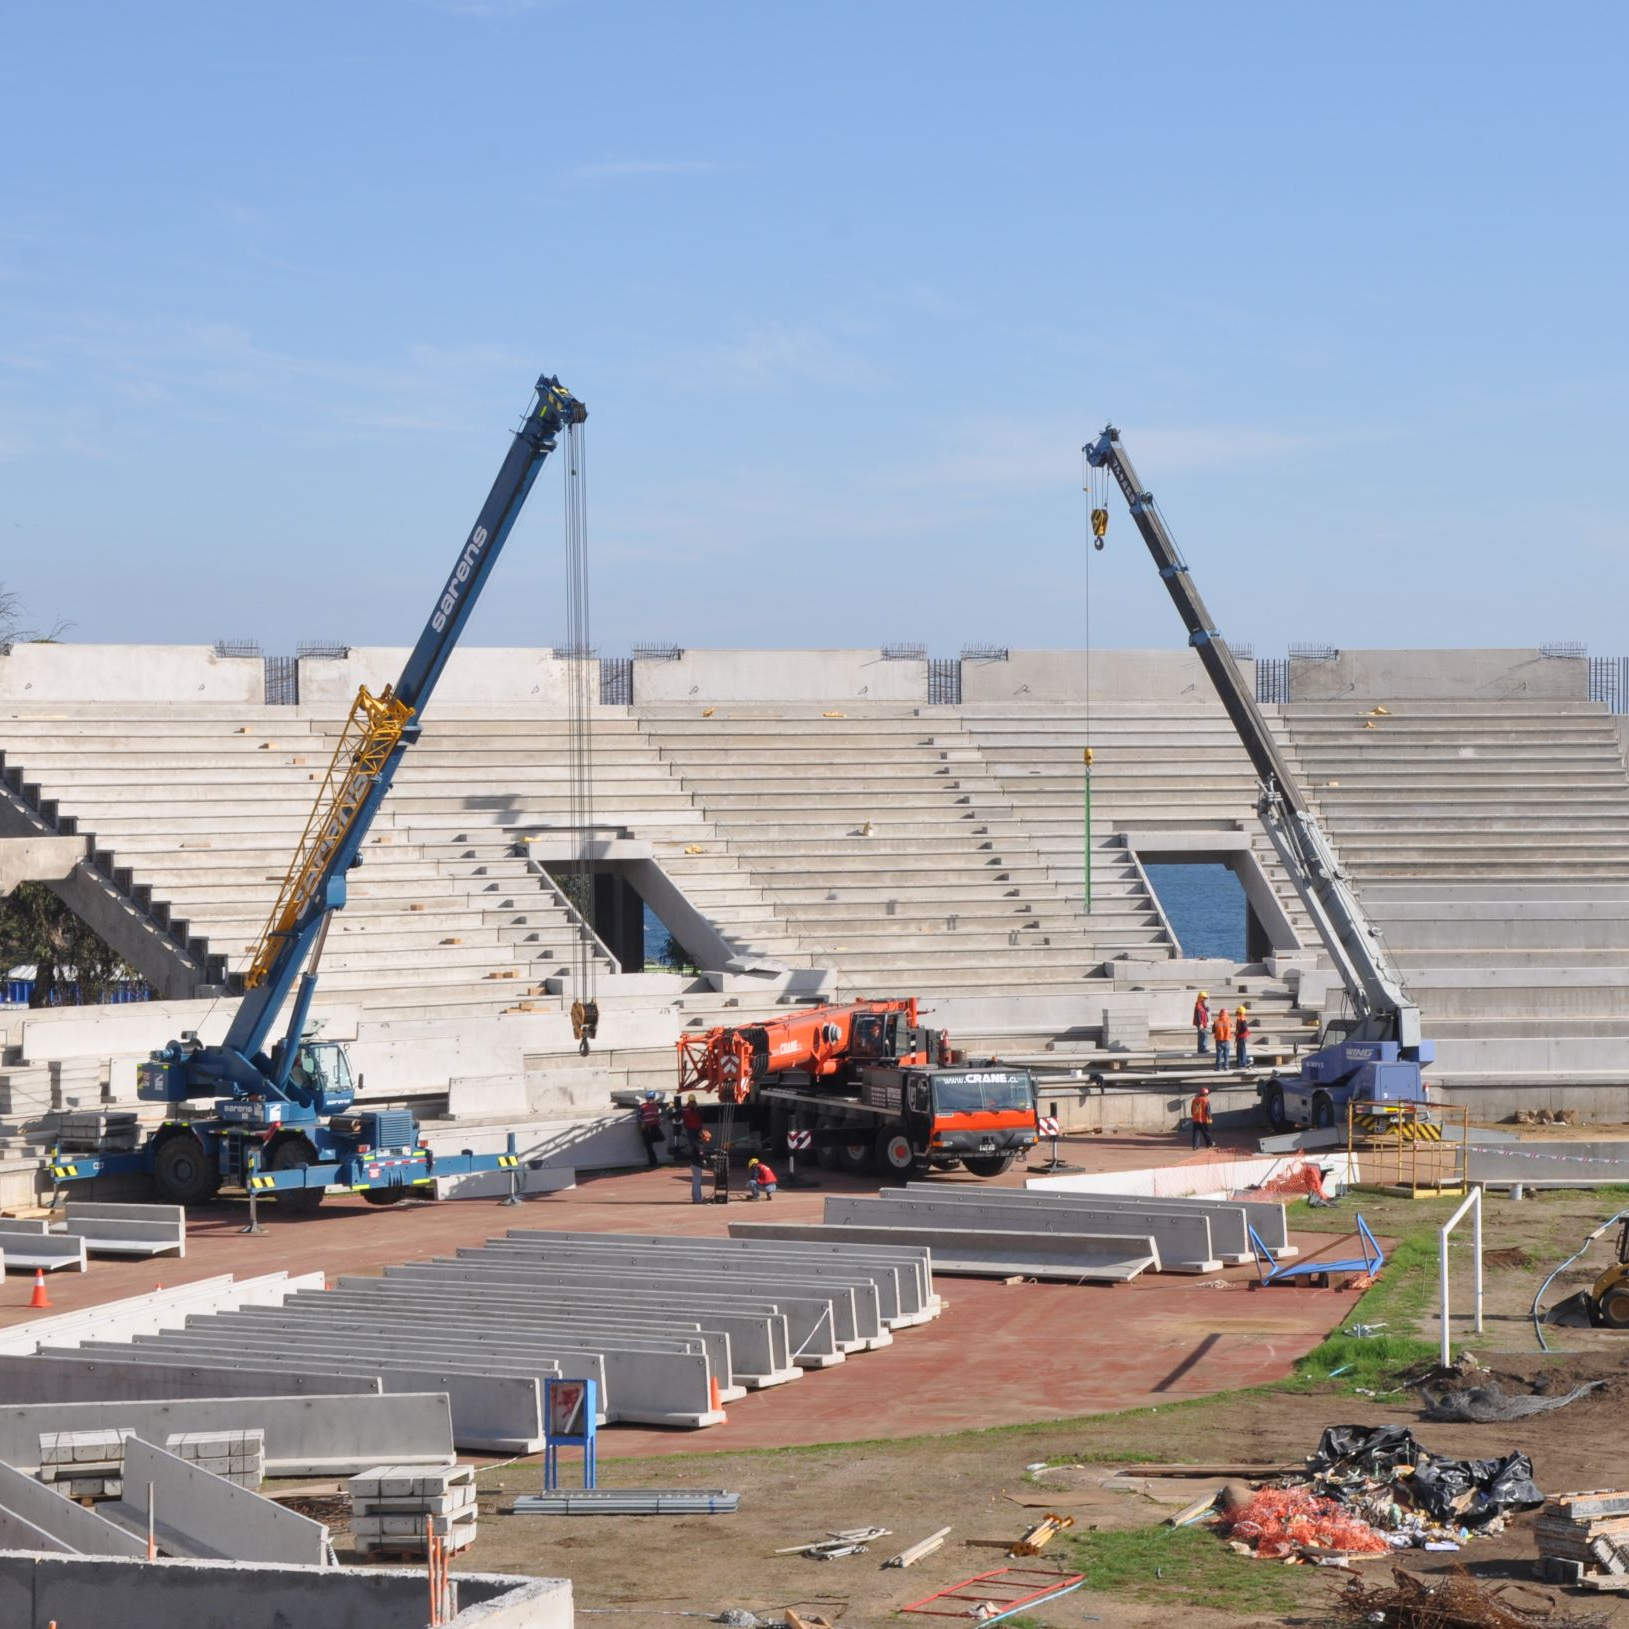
[153,1135,220,1207]
[268,1138,324,1215]
[1599,1286,1629,1329]
[838,1139,875,1175]
[361,1186,412,1207]
[962,1153,1016,1178]
[876,1129,918,1183]
[1312,1094,1336,1130]
[1263,1082,1290,1133]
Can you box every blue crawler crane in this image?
[1083,425,1435,1136]
[49,376,586,1211]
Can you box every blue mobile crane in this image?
[1083,424,1435,1134]
[48,375,586,1210]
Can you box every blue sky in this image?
[2,2,1625,659]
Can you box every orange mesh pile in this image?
[1221,1488,1391,1559]
[1255,1159,1331,1202]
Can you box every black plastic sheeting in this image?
[1306,1425,1543,1527]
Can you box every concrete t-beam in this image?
[0,835,86,897]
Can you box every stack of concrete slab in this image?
[0,1230,939,1451]
[349,1462,477,1558]
[55,1110,142,1151]
[39,1428,131,1498]
[733,1183,1296,1281]
[164,1428,264,1490]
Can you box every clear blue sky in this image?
[3,2,1625,658]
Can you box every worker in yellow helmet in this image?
[1192,991,1211,1056]
[1235,1006,1252,1071]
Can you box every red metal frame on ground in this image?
[900,1566,1088,1620]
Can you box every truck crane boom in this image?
[1082,424,1421,1051]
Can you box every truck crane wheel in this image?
[1598,1286,1629,1329]
[1312,1094,1335,1130]
[153,1134,220,1207]
[838,1139,876,1175]
[962,1153,1016,1178]
[361,1186,412,1207]
[876,1129,919,1182]
[1263,1080,1290,1133]
[268,1138,325,1215]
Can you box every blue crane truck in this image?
[48,375,585,1212]
[1083,424,1435,1137]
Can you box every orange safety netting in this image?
[1255,1159,1331,1202]
[1220,1488,1390,1559]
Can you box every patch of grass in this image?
[1062,1524,1320,1614]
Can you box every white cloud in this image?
[711,324,881,390]
[566,158,736,183]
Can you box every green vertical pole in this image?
[1083,747,1093,914]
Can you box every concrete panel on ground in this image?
[462,1246,881,1346]
[826,1194,1218,1273]
[0,1353,380,1404]
[111,1438,329,1565]
[0,1459,145,1557]
[499,1228,933,1324]
[730,1221,1159,1282]
[0,1394,454,1477]
[895,1181,1283,1261]
[0,1228,85,1272]
[55,1201,186,1258]
[328,1268,796,1384]
[0,1553,574,1629]
[376,1260,826,1371]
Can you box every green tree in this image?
[0,883,136,1008]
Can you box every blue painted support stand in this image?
[1251,1213,1385,1285]
[543,1377,597,1491]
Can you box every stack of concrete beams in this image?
[731,1183,1296,1281]
[39,1428,130,1498]
[0,1231,939,1452]
[164,1428,264,1490]
[349,1463,477,1558]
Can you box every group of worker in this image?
[1190,991,1251,1071]
[634,1090,778,1203]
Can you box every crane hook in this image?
[1090,507,1108,550]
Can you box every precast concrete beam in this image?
[0,1393,454,1476]
[113,1439,329,1565]
[498,1229,938,1320]
[893,1183,1265,1264]
[93,1338,550,1454]
[484,1236,894,1336]
[434,1251,878,1348]
[1011,1183,1298,1257]
[0,1458,145,1556]
[350,1264,829,1369]
[55,1201,186,1258]
[729,1221,1160,1281]
[0,1353,380,1404]
[825,1195,1219,1274]
[0,1229,86,1272]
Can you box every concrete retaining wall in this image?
[960,649,1245,704]
[0,1554,573,1629]
[0,645,263,704]
[297,647,574,707]
[1287,648,1587,701]
[633,649,928,703]
[0,1393,454,1476]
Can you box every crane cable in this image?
[1081,451,1108,915]
[563,415,600,1054]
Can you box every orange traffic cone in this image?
[29,1269,50,1310]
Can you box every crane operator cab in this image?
[275,1038,357,1115]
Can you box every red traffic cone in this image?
[29,1269,50,1310]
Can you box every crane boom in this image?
[210,374,586,1084]
[1082,424,1421,1049]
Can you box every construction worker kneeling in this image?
[746,1157,778,1201]
[1189,1084,1215,1150]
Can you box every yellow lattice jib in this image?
[243,685,414,989]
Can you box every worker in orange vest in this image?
[1189,1084,1215,1149]
[1212,1005,1233,1071]
[1192,990,1210,1055]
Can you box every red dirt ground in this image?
[0,1130,1350,1454]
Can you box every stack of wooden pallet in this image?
[1536,1490,1629,1590]
[348,1463,477,1558]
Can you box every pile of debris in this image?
[1536,1490,1629,1592]
[1335,1565,1606,1629]
[1219,1426,1543,1560]
[1509,1109,1580,1127]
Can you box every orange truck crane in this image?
[676,998,1040,1180]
